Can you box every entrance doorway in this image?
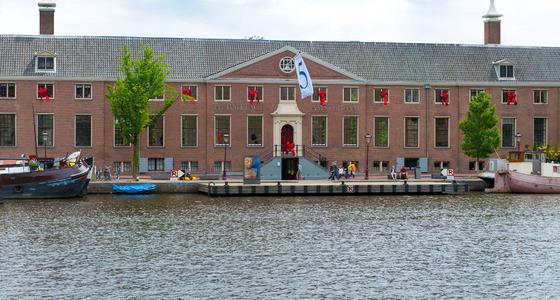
[281,124,294,146]
[282,157,299,180]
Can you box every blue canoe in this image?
[112,184,156,194]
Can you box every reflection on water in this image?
[2,193,560,298]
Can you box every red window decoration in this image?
[379,89,389,105]
[181,87,195,103]
[284,141,295,156]
[248,89,259,105]
[317,90,327,106]
[38,86,50,103]
[440,91,449,106]
[506,91,517,105]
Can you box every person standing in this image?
[348,162,356,179]
[297,162,304,180]
[329,161,338,180]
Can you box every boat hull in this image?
[0,163,91,199]
[490,169,560,193]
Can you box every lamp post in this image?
[515,132,522,152]
[42,131,48,165]
[222,133,230,180]
[365,133,372,180]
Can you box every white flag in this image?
[294,54,313,99]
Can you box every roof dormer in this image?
[493,58,515,80]
[34,51,57,73]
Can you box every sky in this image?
[0,0,559,46]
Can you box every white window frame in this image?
[501,117,517,148]
[181,85,198,102]
[214,85,231,102]
[533,89,548,105]
[404,88,419,104]
[311,87,328,103]
[214,114,232,147]
[181,114,198,148]
[279,86,296,101]
[35,55,56,73]
[533,117,548,146]
[404,116,420,149]
[247,114,264,147]
[74,114,92,148]
[36,83,55,100]
[343,87,359,103]
[469,88,485,102]
[279,57,295,73]
[0,83,16,99]
[342,115,359,147]
[113,117,131,148]
[498,64,515,80]
[311,115,328,147]
[373,116,390,148]
[74,83,93,100]
[434,88,450,105]
[434,117,450,148]
[147,115,165,148]
[36,113,55,148]
[247,86,264,103]
[373,87,390,104]
[0,112,17,147]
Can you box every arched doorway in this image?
[281,124,294,146]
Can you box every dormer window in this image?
[493,59,515,80]
[35,51,56,73]
[500,65,514,78]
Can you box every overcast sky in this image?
[1,0,559,46]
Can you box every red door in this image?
[281,124,294,146]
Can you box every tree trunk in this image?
[132,134,140,181]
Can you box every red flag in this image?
[38,86,50,103]
[317,90,327,106]
[379,90,388,105]
[506,91,517,105]
[181,87,195,102]
[440,91,449,106]
[248,89,258,105]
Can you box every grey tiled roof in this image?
[1,34,560,82]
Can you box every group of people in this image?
[328,161,357,180]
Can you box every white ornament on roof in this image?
[482,0,502,20]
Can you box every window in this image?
[214,161,232,173]
[215,86,231,101]
[433,161,450,171]
[434,89,449,104]
[374,88,389,103]
[502,90,517,104]
[279,57,295,73]
[343,116,358,147]
[180,161,199,173]
[373,161,389,172]
[75,84,92,99]
[37,114,54,147]
[404,158,418,168]
[148,158,164,171]
[374,117,389,147]
[311,116,327,146]
[36,55,55,72]
[280,86,295,101]
[405,117,419,148]
[0,114,16,147]
[36,83,54,100]
[343,87,358,102]
[114,161,131,173]
[114,118,129,147]
[470,89,484,101]
[181,85,198,101]
[534,118,547,147]
[534,90,548,104]
[501,118,516,148]
[75,115,92,147]
[181,115,197,147]
[0,83,16,99]
[247,86,263,102]
[247,116,263,146]
[469,161,485,171]
[312,87,327,103]
[435,117,449,147]
[215,115,231,146]
[499,65,514,78]
[150,92,165,101]
[404,88,419,103]
[148,115,164,147]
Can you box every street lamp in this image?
[42,131,48,165]
[222,133,230,180]
[365,133,372,180]
[515,132,522,152]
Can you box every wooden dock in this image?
[198,180,470,196]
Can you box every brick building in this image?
[1,1,560,177]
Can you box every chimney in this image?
[38,0,56,35]
[482,0,502,44]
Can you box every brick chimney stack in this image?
[38,0,56,35]
[482,0,502,44]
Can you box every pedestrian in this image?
[338,166,344,180]
[328,161,338,180]
[390,165,397,180]
[297,162,304,180]
[348,162,356,179]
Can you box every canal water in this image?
[1,193,560,299]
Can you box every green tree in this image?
[459,91,501,171]
[107,45,186,180]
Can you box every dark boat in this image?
[0,160,92,199]
[112,184,156,194]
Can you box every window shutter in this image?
[164,157,174,172]
[396,157,404,170]
[139,157,148,173]
[419,157,428,173]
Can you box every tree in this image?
[107,45,187,180]
[459,91,501,171]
